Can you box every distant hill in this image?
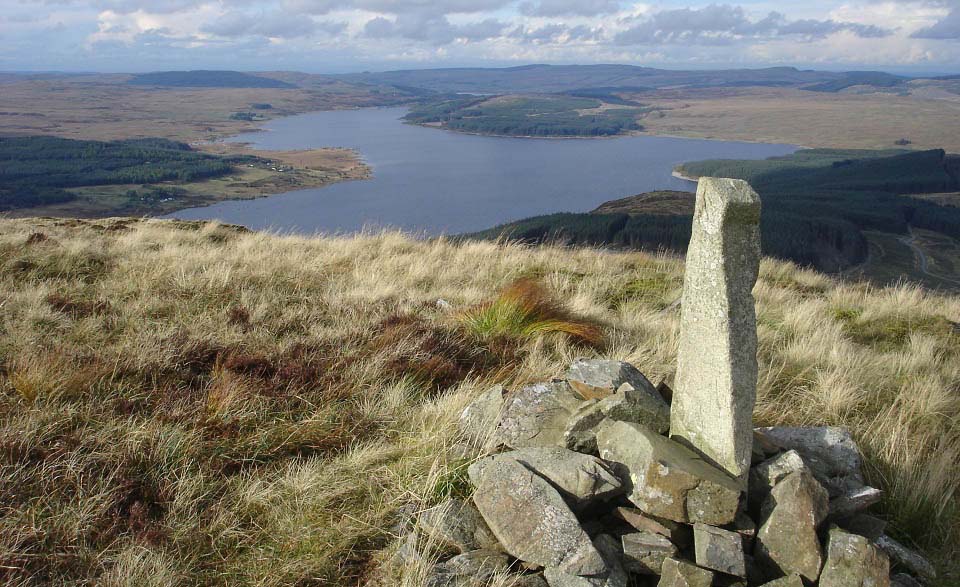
[128,70,297,89]
[468,149,960,276]
[802,71,908,93]
[336,64,900,94]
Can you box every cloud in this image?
[203,11,345,39]
[615,4,893,45]
[363,14,506,44]
[519,0,621,17]
[511,23,604,43]
[912,7,960,38]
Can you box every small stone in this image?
[496,381,586,449]
[819,527,890,587]
[425,549,512,587]
[418,498,500,554]
[596,420,741,525]
[829,486,883,518]
[459,385,506,443]
[468,448,623,510]
[565,358,662,400]
[875,535,936,582]
[612,507,692,548]
[693,523,746,577]
[755,470,828,582]
[657,558,713,587]
[754,427,864,496]
[757,576,804,587]
[436,298,453,311]
[836,514,887,540]
[543,534,629,587]
[471,457,605,576]
[621,531,678,575]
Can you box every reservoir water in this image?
[167,107,796,235]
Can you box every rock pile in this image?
[400,358,936,587]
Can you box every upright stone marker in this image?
[671,177,761,484]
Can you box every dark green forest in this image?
[0,136,253,210]
[404,95,645,137]
[469,148,960,272]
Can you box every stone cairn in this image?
[398,178,936,587]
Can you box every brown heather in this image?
[0,217,957,586]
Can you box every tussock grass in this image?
[0,217,957,586]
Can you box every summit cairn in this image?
[394,178,933,587]
[671,177,762,483]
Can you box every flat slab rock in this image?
[596,420,741,525]
[470,455,606,576]
[469,448,623,510]
[621,530,677,575]
[693,523,746,577]
[496,381,585,449]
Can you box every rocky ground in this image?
[397,359,935,587]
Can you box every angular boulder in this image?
[596,420,741,525]
[657,558,714,587]
[471,456,605,576]
[693,523,746,578]
[469,448,623,510]
[836,513,886,541]
[612,507,692,548]
[875,535,936,582]
[418,498,500,554]
[828,486,883,519]
[754,427,864,495]
[819,527,890,587]
[621,531,678,574]
[459,385,506,443]
[543,534,629,587]
[562,382,670,453]
[757,576,804,587]
[497,381,585,449]
[755,470,828,582]
[425,549,512,587]
[749,450,808,497]
[565,358,659,400]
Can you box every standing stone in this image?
[819,527,890,587]
[671,177,761,484]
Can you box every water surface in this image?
[168,107,796,234]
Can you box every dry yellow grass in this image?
[0,217,957,586]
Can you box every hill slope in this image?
[1,218,957,585]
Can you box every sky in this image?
[1,0,959,73]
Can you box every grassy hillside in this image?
[1,218,958,586]
[128,71,297,89]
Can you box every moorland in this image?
[1,217,957,585]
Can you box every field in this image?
[633,87,960,152]
[1,217,958,585]
[846,230,960,291]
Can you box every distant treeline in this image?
[127,70,295,89]
[469,148,960,272]
[404,95,645,137]
[0,136,252,210]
